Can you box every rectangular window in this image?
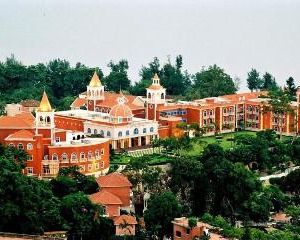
[95,163,99,170]
[176,231,182,237]
[27,155,33,161]
[27,167,33,175]
[79,165,85,172]
[55,137,60,143]
[101,149,104,155]
[88,164,93,172]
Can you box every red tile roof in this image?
[114,215,137,225]
[271,212,291,222]
[97,173,132,188]
[5,130,35,141]
[0,112,35,129]
[71,98,86,108]
[71,92,144,111]
[89,190,122,205]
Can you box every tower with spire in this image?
[146,73,166,121]
[35,91,55,144]
[87,71,105,111]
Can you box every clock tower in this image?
[146,73,166,121]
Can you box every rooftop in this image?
[97,173,132,188]
[89,190,122,205]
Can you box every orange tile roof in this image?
[71,98,86,108]
[97,173,132,188]
[114,215,137,225]
[5,129,34,141]
[97,93,143,110]
[89,190,122,205]
[271,212,291,222]
[71,92,144,111]
[0,112,34,129]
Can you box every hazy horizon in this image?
[1,0,299,91]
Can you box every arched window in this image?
[17,143,24,150]
[107,131,111,137]
[27,143,33,150]
[161,93,164,99]
[210,110,214,115]
[203,111,207,117]
[148,93,151,99]
[134,128,139,134]
[46,116,51,123]
[52,154,58,161]
[80,152,85,161]
[8,143,15,148]
[94,129,98,135]
[71,153,77,162]
[61,153,68,162]
[126,130,130,136]
[143,128,146,133]
[118,131,122,137]
[87,128,91,134]
[150,127,154,133]
[39,116,43,122]
[88,151,93,160]
[100,130,104,136]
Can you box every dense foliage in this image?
[0,145,114,239]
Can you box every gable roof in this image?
[71,97,86,108]
[96,173,132,188]
[71,92,144,111]
[89,190,122,205]
[5,129,35,141]
[114,215,137,225]
[0,112,35,129]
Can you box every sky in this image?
[0,0,299,91]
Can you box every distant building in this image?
[172,217,228,240]
[90,173,137,236]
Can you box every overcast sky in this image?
[0,0,299,90]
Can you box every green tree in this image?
[105,60,131,92]
[188,65,236,99]
[247,69,261,92]
[261,72,278,91]
[144,191,182,238]
[286,77,296,100]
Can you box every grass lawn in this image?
[180,130,256,157]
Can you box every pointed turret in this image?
[38,91,52,112]
[89,71,102,87]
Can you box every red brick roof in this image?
[5,130,35,141]
[71,98,86,108]
[109,104,133,118]
[89,190,122,205]
[114,215,137,225]
[71,92,144,111]
[97,173,132,188]
[0,112,35,129]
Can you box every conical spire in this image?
[89,71,102,87]
[38,91,52,112]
